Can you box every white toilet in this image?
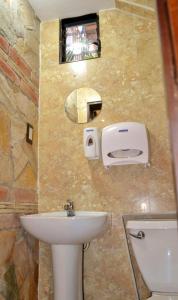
[127,220,178,300]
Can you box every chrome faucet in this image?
[64,200,75,217]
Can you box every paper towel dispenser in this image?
[102,122,149,168]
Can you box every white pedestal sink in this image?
[20,211,109,300]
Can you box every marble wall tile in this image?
[116,0,156,19]
[39,5,176,300]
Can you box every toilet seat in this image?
[148,293,178,300]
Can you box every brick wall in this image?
[0,0,39,298]
[0,34,38,105]
[0,32,38,209]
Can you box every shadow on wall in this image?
[0,214,38,300]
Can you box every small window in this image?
[60,13,101,63]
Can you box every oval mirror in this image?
[65,88,102,124]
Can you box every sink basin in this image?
[20,210,109,300]
[20,211,109,245]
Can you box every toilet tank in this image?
[127,220,178,293]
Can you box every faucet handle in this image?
[64,199,74,210]
[67,199,74,208]
[67,199,73,204]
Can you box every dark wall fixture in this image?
[59,13,101,63]
[26,123,33,145]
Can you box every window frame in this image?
[59,13,101,64]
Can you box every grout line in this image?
[118,0,155,12]
[115,7,156,21]
[37,23,42,214]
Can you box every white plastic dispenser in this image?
[102,122,149,168]
[83,128,101,160]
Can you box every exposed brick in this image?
[0,57,20,85]
[12,188,37,204]
[20,80,38,105]
[0,47,8,62]
[0,35,9,54]
[0,186,9,202]
[9,46,31,78]
[85,23,97,32]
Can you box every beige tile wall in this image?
[39,6,176,300]
[116,0,156,19]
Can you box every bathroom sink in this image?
[20,211,109,245]
[20,210,109,300]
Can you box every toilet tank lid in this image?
[126,220,177,230]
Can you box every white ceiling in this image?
[28,0,116,21]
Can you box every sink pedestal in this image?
[52,245,83,300]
